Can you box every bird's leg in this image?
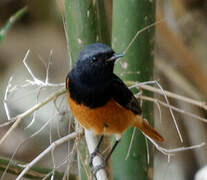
[89,135,104,167]
[91,136,121,176]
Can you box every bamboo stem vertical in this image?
[64,0,111,179]
[112,0,155,179]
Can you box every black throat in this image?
[67,70,112,108]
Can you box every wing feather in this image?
[111,74,142,115]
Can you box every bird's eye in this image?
[92,56,98,63]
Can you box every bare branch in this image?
[16,129,83,180]
[0,157,64,179]
[125,127,136,160]
[140,128,205,157]
[131,80,183,142]
[120,18,165,55]
[45,49,53,84]
[134,82,207,111]
[0,119,16,128]
[23,49,64,87]
[1,119,50,179]
[3,77,13,120]
[153,139,205,156]
[0,88,66,146]
[2,49,65,130]
[24,86,42,129]
[141,95,207,123]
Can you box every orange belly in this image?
[67,94,137,135]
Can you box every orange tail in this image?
[133,118,164,142]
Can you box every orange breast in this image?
[67,93,137,135]
[65,77,165,142]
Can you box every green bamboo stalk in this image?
[112,0,155,179]
[64,0,98,64]
[0,157,75,179]
[0,7,27,44]
[64,0,111,64]
[64,1,98,179]
[64,0,111,179]
[96,0,111,45]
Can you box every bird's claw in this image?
[89,151,104,168]
[91,163,106,179]
[89,151,106,179]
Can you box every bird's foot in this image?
[91,162,106,179]
[89,151,104,168]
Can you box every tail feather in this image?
[133,118,164,142]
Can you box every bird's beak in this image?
[106,53,125,62]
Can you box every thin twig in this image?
[154,140,205,156]
[45,49,54,84]
[16,129,83,180]
[23,50,64,87]
[0,88,66,146]
[3,77,13,120]
[140,126,206,157]
[131,80,183,142]
[125,128,136,160]
[62,143,77,180]
[120,19,165,55]
[1,119,50,180]
[42,144,76,180]
[62,13,73,71]
[140,95,207,123]
[0,157,64,180]
[156,59,202,100]
[140,84,207,110]
[24,86,42,129]
[0,119,16,128]
[127,81,207,111]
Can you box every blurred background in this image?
[0,0,207,179]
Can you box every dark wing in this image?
[111,74,142,115]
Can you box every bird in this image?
[66,43,164,175]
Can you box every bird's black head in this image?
[73,43,124,84]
